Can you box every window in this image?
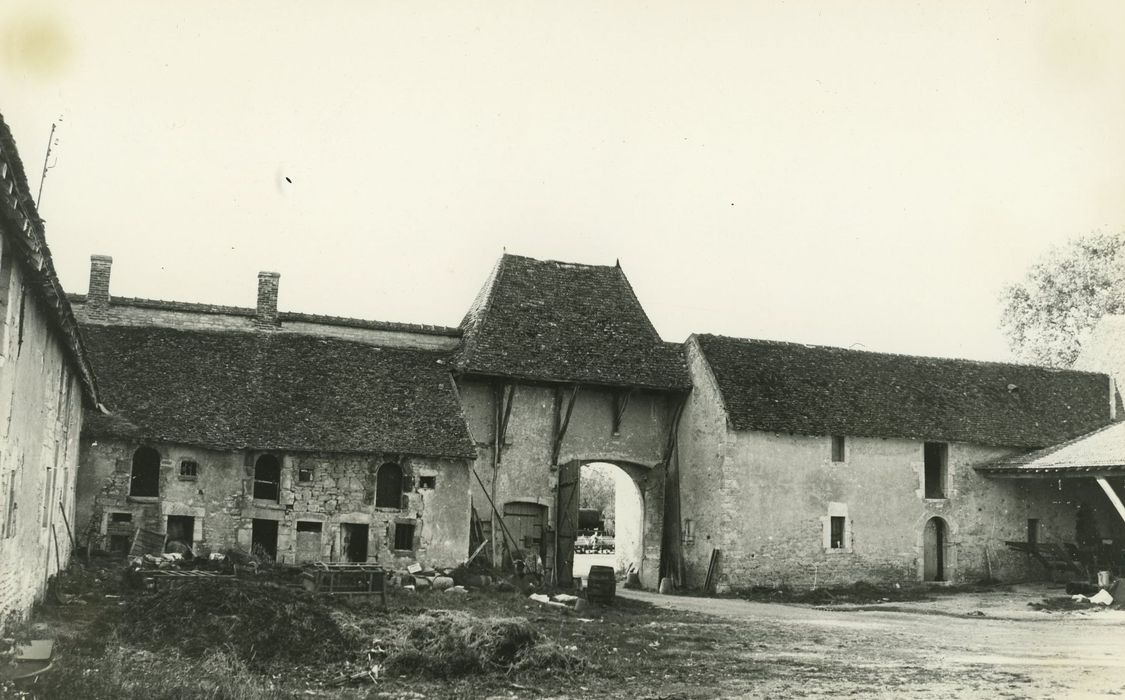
[830,516,846,549]
[179,460,198,479]
[130,446,161,498]
[298,465,314,483]
[831,436,846,463]
[394,522,416,551]
[923,442,948,499]
[111,512,133,524]
[375,463,404,508]
[418,475,436,489]
[253,454,281,502]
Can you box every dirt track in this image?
[618,588,1125,699]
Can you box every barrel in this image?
[586,565,616,604]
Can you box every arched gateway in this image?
[455,255,690,589]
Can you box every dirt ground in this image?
[6,560,1125,699]
[621,586,1125,699]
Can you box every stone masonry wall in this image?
[77,439,470,568]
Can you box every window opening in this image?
[923,442,948,499]
[831,436,845,463]
[298,465,314,483]
[165,515,195,550]
[375,463,404,508]
[130,446,161,497]
[253,454,281,501]
[394,522,416,551]
[829,516,846,549]
[251,518,279,560]
[179,460,198,479]
[418,475,436,489]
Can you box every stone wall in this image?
[76,439,470,568]
[457,378,678,588]
[0,243,85,625]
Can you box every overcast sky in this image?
[2,1,1124,362]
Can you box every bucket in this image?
[659,577,674,594]
[1098,570,1112,588]
[586,565,616,604]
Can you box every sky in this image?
[2,1,1124,362]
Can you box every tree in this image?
[579,463,616,519]
[999,232,1125,367]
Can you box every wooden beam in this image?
[612,388,633,436]
[497,383,515,463]
[552,385,579,465]
[1096,477,1125,526]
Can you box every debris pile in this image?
[116,580,358,670]
[378,610,585,678]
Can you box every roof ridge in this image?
[695,332,1106,377]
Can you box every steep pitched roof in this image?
[80,325,475,458]
[695,334,1113,449]
[977,420,1125,476]
[457,254,689,390]
[0,114,99,405]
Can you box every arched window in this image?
[375,463,403,508]
[130,446,161,497]
[253,454,281,502]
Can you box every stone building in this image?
[0,115,100,625]
[68,251,1123,590]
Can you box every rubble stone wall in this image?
[76,439,470,568]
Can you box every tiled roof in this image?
[80,325,475,458]
[67,293,461,336]
[977,420,1125,476]
[458,254,689,390]
[696,334,1113,448]
[0,115,99,405]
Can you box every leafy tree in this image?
[999,232,1125,367]
[579,463,616,519]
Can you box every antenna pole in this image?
[36,122,58,208]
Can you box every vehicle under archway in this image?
[569,461,645,584]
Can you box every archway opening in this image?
[923,516,948,582]
[571,462,644,582]
[130,446,161,497]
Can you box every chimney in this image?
[88,255,113,310]
[256,271,280,326]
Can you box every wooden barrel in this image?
[586,565,616,604]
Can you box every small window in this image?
[394,522,416,551]
[179,460,199,479]
[253,454,281,502]
[110,512,133,524]
[298,466,314,483]
[830,516,846,549]
[924,442,948,499]
[831,436,845,463]
[296,520,322,533]
[418,475,436,490]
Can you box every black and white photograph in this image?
[1,1,1124,697]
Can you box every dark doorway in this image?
[342,523,369,562]
[166,515,194,550]
[375,463,404,508]
[923,517,947,582]
[251,518,279,560]
[130,446,161,497]
[295,521,323,563]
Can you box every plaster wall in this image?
[0,250,85,625]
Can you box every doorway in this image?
[502,502,547,567]
[166,515,195,551]
[923,516,947,582]
[341,523,369,562]
[251,518,279,560]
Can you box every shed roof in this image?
[695,333,1113,449]
[80,324,475,458]
[976,421,1125,476]
[458,254,689,390]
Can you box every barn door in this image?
[502,502,546,565]
[555,460,581,587]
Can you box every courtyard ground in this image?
[4,559,1124,699]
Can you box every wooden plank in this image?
[612,388,633,435]
[1096,477,1125,526]
[497,383,515,463]
[551,385,579,465]
[703,548,720,594]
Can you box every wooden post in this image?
[1096,477,1125,525]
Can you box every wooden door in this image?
[503,502,546,564]
[923,517,946,581]
[296,522,323,563]
[555,461,581,586]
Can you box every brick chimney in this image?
[87,255,113,311]
[256,271,280,327]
